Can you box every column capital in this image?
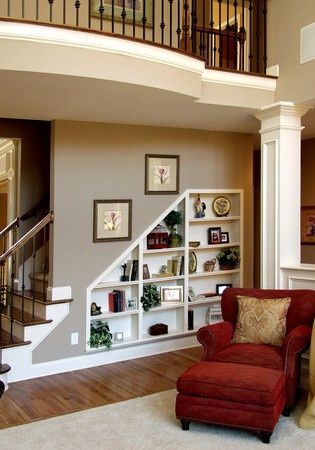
[255,102,310,134]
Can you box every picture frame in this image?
[113,331,124,341]
[216,283,233,295]
[125,297,138,311]
[145,154,180,195]
[92,1,153,26]
[220,232,230,244]
[301,206,315,245]
[161,286,183,303]
[188,285,198,302]
[93,199,132,243]
[189,251,197,274]
[208,227,222,245]
[143,264,151,280]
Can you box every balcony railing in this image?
[0,1,267,74]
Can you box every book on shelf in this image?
[130,260,139,281]
[108,290,125,313]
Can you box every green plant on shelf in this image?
[89,320,112,349]
[164,210,183,247]
[216,247,240,270]
[140,284,161,312]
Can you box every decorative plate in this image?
[212,196,231,217]
[189,241,201,248]
[189,251,197,274]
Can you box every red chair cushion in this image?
[211,343,283,370]
[177,362,285,406]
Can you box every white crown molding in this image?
[255,101,310,121]
[0,22,205,75]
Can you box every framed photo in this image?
[145,154,180,195]
[216,283,233,295]
[92,1,153,26]
[143,264,151,280]
[161,286,183,303]
[93,199,132,242]
[221,232,230,244]
[301,206,315,245]
[125,297,138,311]
[208,227,222,245]
[188,285,198,302]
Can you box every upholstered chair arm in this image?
[197,321,234,361]
[282,325,312,408]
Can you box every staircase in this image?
[0,212,71,387]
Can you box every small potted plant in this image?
[140,284,161,312]
[217,247,240,270]
[164,210,183,248]
[89,320,112,349]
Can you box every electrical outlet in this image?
[70,332,79,345]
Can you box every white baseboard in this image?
[47,285,72,300]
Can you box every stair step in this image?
[0,329,31,349]
[14,290,73,305]
[2,307,52,326]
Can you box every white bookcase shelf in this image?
[87,189,243,352]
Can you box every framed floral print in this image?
[93,199,132,242]
[301,206,315,245]
[145,154,180,195]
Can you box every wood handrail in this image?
[0,218,19,239]
[0,212,53,264]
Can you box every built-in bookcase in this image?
[86,189,243,352]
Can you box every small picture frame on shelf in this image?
[125,297,138,311]
[220,232,230,244]
[145,154,180,195]
[143,264,151,279]
[93,199,132,243]
[114,331,124,342]
[161,286,183,303]
[188,286,198,302]
[208,227,222,245]
[216,283,233,295]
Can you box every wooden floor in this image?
[0,346,203,429]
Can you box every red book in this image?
[108,292,116,312]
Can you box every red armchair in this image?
[197,288,315,412]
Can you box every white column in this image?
[255,102,309,289]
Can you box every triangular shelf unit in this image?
[87,189,243,352]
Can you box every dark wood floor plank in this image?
[0,346,203,429]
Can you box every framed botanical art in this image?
[93,199,132,242]
[161,286,183,303]
[301,206,315,245]
[145,154,180,195]
[92,1,153,26]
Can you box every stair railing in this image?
[0,212,53,343]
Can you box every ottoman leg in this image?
[180,419,191,430]
[259,431,272,444]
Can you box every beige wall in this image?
[33,120,254,363]
[267,0,315,103]
[301,138,315,263]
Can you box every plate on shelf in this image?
[189,241,200,247]
[212,196,231,217]
[189,251,197,274]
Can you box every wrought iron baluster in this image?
[63,0,66,25]
[142,0,147,40]
[199,0,206,58]
[21,245,25,321]
[32,236,36,318]
[249,0,253,72]
[161,0,165,45]
[263,0,267,73]
[42,225,48,302]
[234,0,238,70]
[7,0,11,17]
[210,0,214,67]
[88,0,91,28]
[218,0,222,65]
[36,0,39,20]
[122,0,126,35]
[112,0,115,34]
[169,0,173,47]
[75,1,81,27]
[256,0,260,73]
[177,0,181,49]
[240,0,246,71]
[152,0,155,42]
[48,0,54,22]
[227,0,230,68]
[21,0,25,18]
[99,0,104,31]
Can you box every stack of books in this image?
[167,256,184,276]
[108,290,125,313]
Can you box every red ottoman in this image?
[176,362,286,443]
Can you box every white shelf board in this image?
[143,275,185,283]
[189,216,240,224]
[144,302,184,312]
[94,280,139,289]
[143,247,185,254]
[189,242,240,250]
[188,297,221,306]
[90,310,139,320]
[142,329,184,342]
[189,269,240,278]
[112,336,139,348]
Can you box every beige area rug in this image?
[0,389,314,449]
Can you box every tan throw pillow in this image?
[232,295,291,347]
